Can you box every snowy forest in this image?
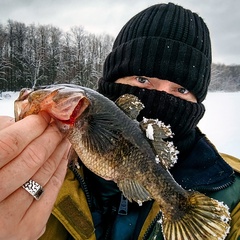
[210,64,240,91]
[0,20,114,91]
[0,20,240,92]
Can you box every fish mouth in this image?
[14,85,91,126]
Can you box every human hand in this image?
[0,112,71,240]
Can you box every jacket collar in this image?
[170,136,235,191]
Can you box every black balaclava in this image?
[98,3,212,155]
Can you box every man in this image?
[1,2,239,240]
[42,3,240,239]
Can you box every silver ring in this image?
[22,179,44,200]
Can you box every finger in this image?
[0,116,15,131]
[0,138,70,236]
[19,144,69,239]
[0,112,51,166]
[0,122,65,201]
[0,187,33,232]
[22,138,71,198]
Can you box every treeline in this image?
[209,63,240,92]
[0,20,114,91]
[0,20,239,92]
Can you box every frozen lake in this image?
[0,91,240,159]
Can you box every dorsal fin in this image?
[115,94,144,120]
[140,118,179,169]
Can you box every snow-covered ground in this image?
[0,91,239,158]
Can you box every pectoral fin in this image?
[117,178,152,205]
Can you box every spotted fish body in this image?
[15,84,230,240]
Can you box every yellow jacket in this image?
[40,153,240,240]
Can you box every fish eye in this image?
[178,87,189,94]
[136,76,149,84]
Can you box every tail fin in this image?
[159,192,230,240]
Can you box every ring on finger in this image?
[22,179,44,200]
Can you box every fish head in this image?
[14,85,91,133]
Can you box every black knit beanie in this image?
[101,2,212,102]
[98,2,211,154]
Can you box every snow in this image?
[146,124,154,140]
[0,91,240,158]
[0,91,19,117]
[198,92,240,159]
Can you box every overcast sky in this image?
[0,0,239,65]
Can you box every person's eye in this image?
[178,87,189,94]
[136,76,149,84]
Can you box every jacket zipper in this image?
[142,211,162,240]
[69,162,93,210]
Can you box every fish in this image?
[14,84,230,240]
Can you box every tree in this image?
[0,20,114,91]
